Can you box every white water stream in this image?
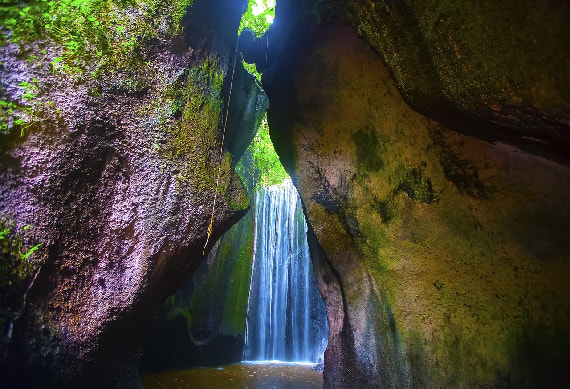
[244,180,328,363]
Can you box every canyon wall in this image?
[0,0,260,387]
[139,151,259,372]
[262,1,570,387]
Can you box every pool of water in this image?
[141,362,323,389]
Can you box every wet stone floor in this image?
[141,362,323,389]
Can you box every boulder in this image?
[263,3,570,387]
[0,0,255,387]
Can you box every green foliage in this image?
[242,61,260,81]
[19,242,43,260]
[0,223,44,277]
[238,0,275,37]
[0,222,45,337]
[239,0,275,80]
[18,80,38,102]
[159,58,224,162]
[0,99,24,134]
[0,0,195,75]
[237,113,288,189]
[0,0,195,135]
[0,78,40,136]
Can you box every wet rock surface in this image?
[139,208,255,373]
[0,0,257,387]
[262,3,570,387]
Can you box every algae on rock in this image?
[262,6,570,387]
[0,0,254,387]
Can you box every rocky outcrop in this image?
[139,123,262,374]
[261,1,570,387]
[319,0,570,157]
[139,207,255,372]
[140,206,254,373]
[0,0,257,387]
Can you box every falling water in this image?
[244,179,328,363]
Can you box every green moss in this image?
[220,213,254,336]
[0,77,48,138]
[1,0,196,76]
[0,0,198,136]
[394,165,438,204]
[187,212,254,339]
[351,127,385,171]
[370,196,395,224]
[0,222,43,286]
[0,221,45,342]
[171,0,195,33]
[168,304,193,336]
[166,59,223,159]
[226,183,250,211]
[163,294,176,311]
[137,57,226,193]
[107,74,150,95]
[430,131,494,200]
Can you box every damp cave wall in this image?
[0,0,264,387]
[139,107,265,373]
[256,0,570,388]
[139,206,256,372]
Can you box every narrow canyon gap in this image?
[1,0,569,387]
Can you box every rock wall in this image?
[0,0,258,387]
[139,207,255,372]
[139,122,262,374]
[319,0,570,156]
[262,2,570,387]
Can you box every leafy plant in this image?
[18,80,38,102]
[237,113,288,189]
[0,222,44,289]
[238,0,275,80]
[0,78,41,136]
[0,222,45,340]
[238,0,275,37]
[19,242,43,261]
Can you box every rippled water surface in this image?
[141,362,323,389]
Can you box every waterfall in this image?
[244,179,328,363]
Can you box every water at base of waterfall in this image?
[243,179,328,363]
[141,362,323,389]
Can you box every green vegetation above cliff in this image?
[0,0,194,74]
[237,114,288,189]
[238,0,275,79]
[239,0,274,37]
[0,0,196,135]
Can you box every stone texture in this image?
[264,12,570,388]
[139,153,258,373]
[317,0,570,157]
[0,0,257,387]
